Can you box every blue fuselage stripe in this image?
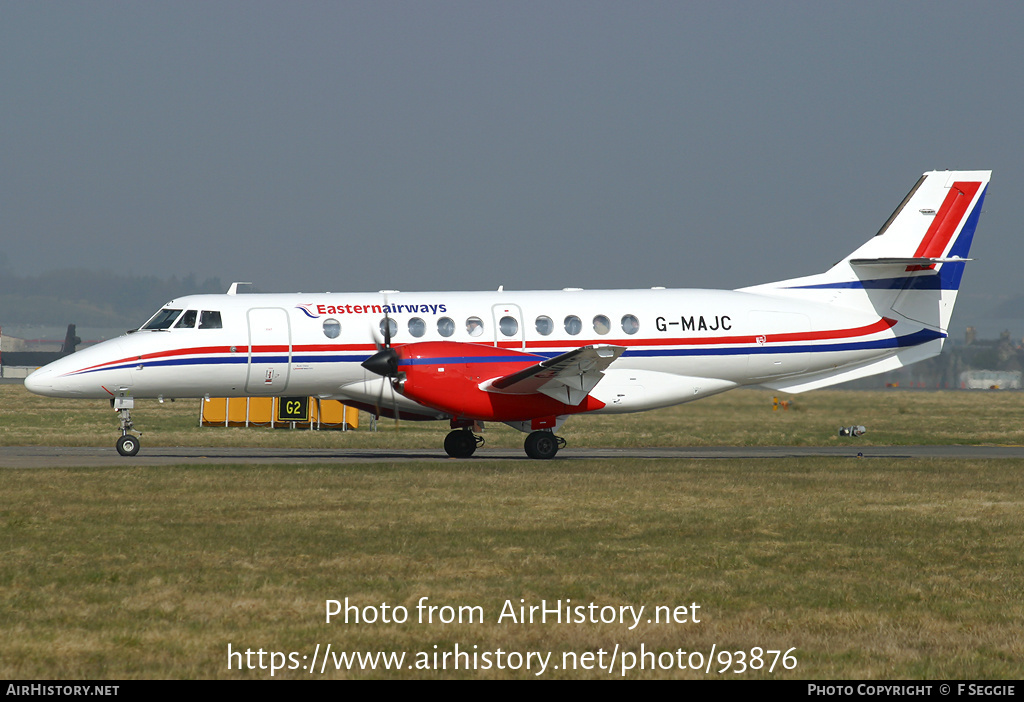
[622,329,942,357]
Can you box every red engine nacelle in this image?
[394,341,605,421]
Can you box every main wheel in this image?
[524,431,559,460]
[444,430,477,458]
[116,434,140,457]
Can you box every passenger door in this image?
[245,308,291,394]
[491,303,525,350]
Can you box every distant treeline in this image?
[0,269,223,328]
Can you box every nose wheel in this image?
[116,433,140,457]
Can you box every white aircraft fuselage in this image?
[26,288,892,408]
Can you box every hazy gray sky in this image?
[3,1,1022,329]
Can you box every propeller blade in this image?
[365,291,401,423]
[378,291,394,349]
[375,373,387,420]
[389,379,401,428]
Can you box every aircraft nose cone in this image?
[24,367,54,396]
[362,348,399,377]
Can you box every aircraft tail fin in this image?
[740,170,991,334]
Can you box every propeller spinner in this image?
[362,311,400,377]
[362,346,399,377]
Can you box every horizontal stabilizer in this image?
[484,344,624,405]
[850,257,972,266]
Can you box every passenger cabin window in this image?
[380,318,398,339]
[199,310,223,329]
[535,316,553,336]
[593,315,610,335]
[499,316,518,337]
[408,317,426,337]
[621,314,640,335]
[323,318,341,339]
[437,317,455,337]
[142,308,182,330]
[175,310,198,328]
[466,317,484,337]
[564,315,582,335]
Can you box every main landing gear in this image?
[524,430,566,460]
[444,429,485,458]
[443,427,566,459]
[112,395,141,456]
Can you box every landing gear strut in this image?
[444,429,484,458]
[524,430,565,460]
[112,395,141,456]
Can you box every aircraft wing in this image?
[483,344,625,405]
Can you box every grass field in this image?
[1,384,1023,678]
[4,383,1024,450]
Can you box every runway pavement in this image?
[3,444,1024,467]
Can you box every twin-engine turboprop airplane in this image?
[26,170,991,459]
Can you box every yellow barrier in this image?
[200,397,358,430]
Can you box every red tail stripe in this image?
[907,181,981,270]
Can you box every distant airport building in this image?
[0,324,80,375]
[959,370,1022,390]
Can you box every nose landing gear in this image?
[112,394,141,456]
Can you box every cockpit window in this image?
[199,310,223,329]
[142,308,183,330]
[175,310,198,328]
